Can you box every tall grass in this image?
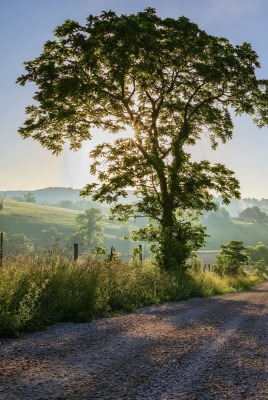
[0,252,263,338]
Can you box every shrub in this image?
[213,240,249,276]
[0,251,264,338]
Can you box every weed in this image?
[0,252,264,338]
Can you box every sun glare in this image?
[123,126,136,139]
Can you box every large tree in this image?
[17,8,268,270]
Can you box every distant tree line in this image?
[11,193,36,203]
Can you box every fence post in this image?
[74,243,78,261]
[139,244,142,262]
[109,246,114,261]
[0,232,3,267]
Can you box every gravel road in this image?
[0,281,267,399]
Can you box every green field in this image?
[202,216,268,250]
[0,199,77,243]
[0,199,136,257]
[2,199,268,261]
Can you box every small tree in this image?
[59,200,74,209]
[0,194,5,211]
[23,192,36,203]
[73,208,104,248]
[17,8,268,271]
[213,240,249,276]
[219,207,230,219]
[246,242,268,276]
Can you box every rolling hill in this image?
[0,199,135,258]
[0,199,77,244]
[2,198,268,262]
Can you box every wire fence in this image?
[0,232,151,265]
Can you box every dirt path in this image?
[0,281,267,399]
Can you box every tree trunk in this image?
[160,196,180,271]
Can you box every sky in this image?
[1,0,268,198]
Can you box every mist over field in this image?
[1,187,268,264]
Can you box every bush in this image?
[0,251,264,338]
[213,240,248,277]
[246,243,268,278]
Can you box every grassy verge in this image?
[0,253,264,338]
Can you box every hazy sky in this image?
[1,0,268,198]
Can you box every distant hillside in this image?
[2,187,138,206]
[198,216,268,265]
[3,187,84,204]
[0,199,138,258]
[0,198,77,243]
[2,187,268,217]
[202,216,268,250]
[2,187,268,218]
[2,192,268,261]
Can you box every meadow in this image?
[0,199,77,243]
[2,198,268,258]
[0,251,262,338]
[1,198,268,338]
[0,198,135,257]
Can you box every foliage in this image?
[0,251,262,338]
[42,224,61,238]
[23,192,36,203]
[251,206,267,222]
[0,198,136,257]
[7,233,34,254]
[213,240,249,276]
[17,8,268,271]
[131,212,207,270]
[72,208,104,248]
[246,242,268,276]
[218,207,230,218]
[0,193,5,211]
[57,199,96,211]
[58,200,74,209]
[246,242,268,263]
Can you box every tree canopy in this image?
[17,8,268,270]
[73,208,103,248]
[214,240,249,276]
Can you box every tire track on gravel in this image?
[0,281,267,399]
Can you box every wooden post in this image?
[74,243,78,261]
[109,246,114,261]
[139,244,142,262]
[0,232,3,267]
